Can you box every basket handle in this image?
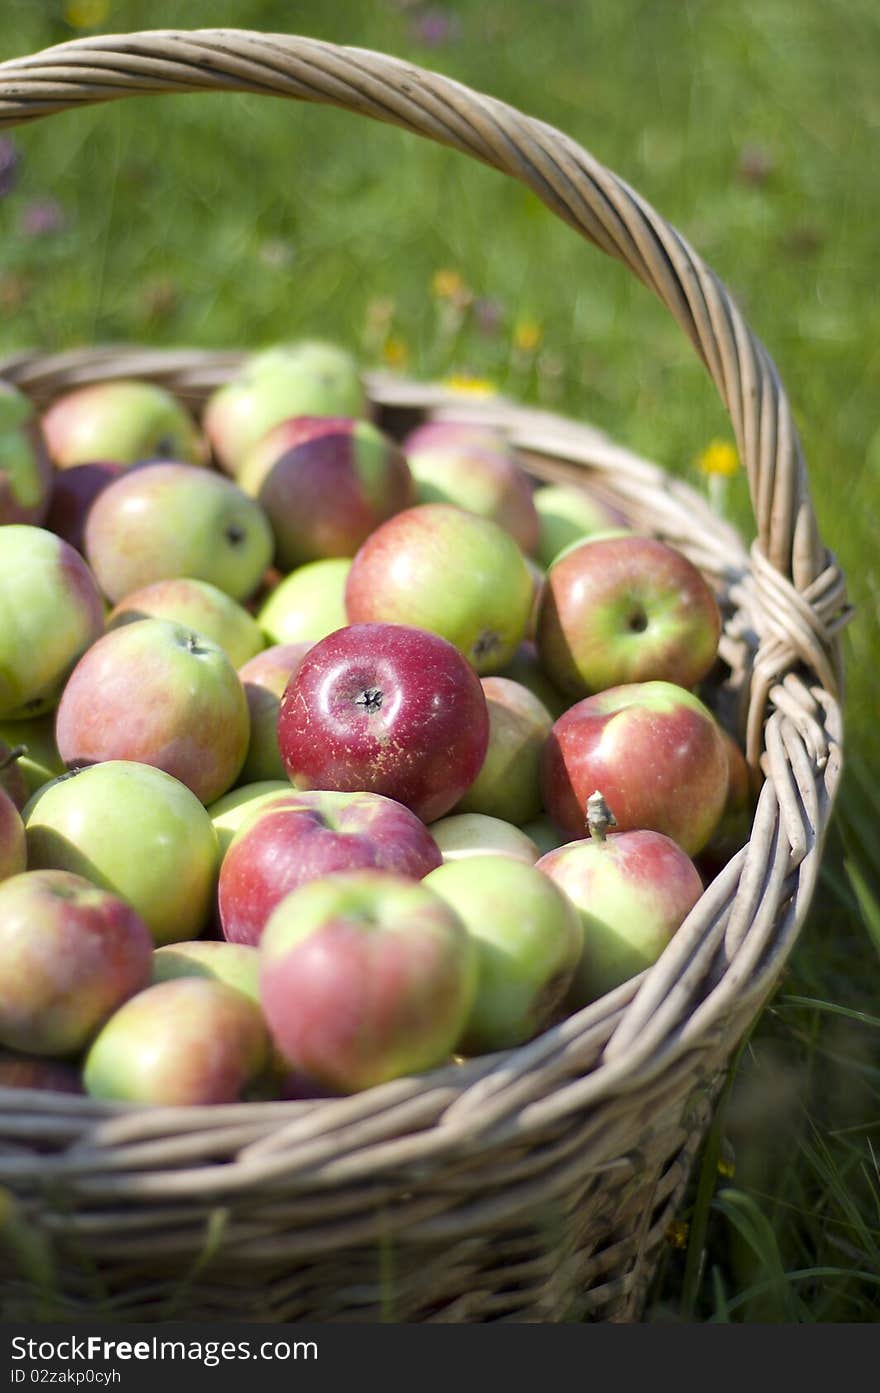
[0,28,845,702]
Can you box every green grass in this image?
[1,0,879,1322]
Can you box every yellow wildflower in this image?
[513,317,543,352]
[442,374,497,398]
[431,268,465,300]
[64,0,110,28]
[381,336,410,369]
[696,439,739,478]
[666,1220,690,1249]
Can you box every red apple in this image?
[541,680,729,856]
[402,420,540,554]
[0,1052,83,1094]
[44,460,125,553]
[697,728,756,879]
[258,869,477,1093]
[538,794,704,1004]
[237,640,313,784]
[0,869,153,1055]
[278,622,490,821]
[237,416,413,570]
[344,503,534,674]
[55,618,250,806]
[218,788,443,947]
[536,534,722,698]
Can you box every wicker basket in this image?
[0,30,848,1323]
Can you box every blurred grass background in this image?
[1,0,878,1322]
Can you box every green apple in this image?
[427,812,540,865]
[519,814,565,857]
[152,940,261,1002]
[345,503,534,674]
[0,381,53,526]
[424,855,583,1053]
[0,525,105,718]
[41,379,206,468]
[257,558,351,645]
[455,676,553,825]
[533,483,625,568]
[237,641,312,784]
[83,462,274,605]
[204,341,367,476]
[207,780,292,860]
[107,577,265,669]
[0,714,64,798]
[498,640,569,719]
[24,761,219,944]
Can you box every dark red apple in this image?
[277,622,490,822]
[218,788,443,946]
[44,460,125,553]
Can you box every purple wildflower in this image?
[18,199,67,237]
[410,8,462,46]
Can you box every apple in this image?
[24,761,219,944]
[423,855,582,1052]
[427,812,541,865]
[218,788,443,947]
[498,640,569,719]
[0,525,105,719]
[278,622,490,822]
[697,728,756,879]
[0,714,64,799]
[0,786,26,883]
[55,619,250,806]
[257,557,351,645]
[258,869,477,1093]
[44,460,125,553]
[532,483,626,568]
[152,940,261,1003]
[237,641,313,784]
[0,1051,83,1093]
[541,680,729,856]
[42,380,206,469]
[401,420,539,554]
[0,380,53,526]
[83,461,274,605]
[454,676,553,826]
[206,780,292,860]
[0,869,153,1055]
[107,577,265,669]
[537,534,722,698]
[345,503,534,674]
[519,814,565,857]
[538,792,704,1005]
[204,340,368,476]
[0,738,28,810]
[237,416,413,570]
[83,978,269,1106]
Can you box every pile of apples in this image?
[0,342,753,1106]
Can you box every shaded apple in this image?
[519,814,565,858]
[218,788,443,947]
[107,576,265,669]
[427,812,540,865]
[423,855,582,1052]
[0,380,53,526]
[532,483,626,567]
[83,978,269,1106]
[237,641,312,784]
[206,780,292,861]
[24,761,219,944]
[204,341,367,476]
[541,681,729,856]
[257,557,351,645]
[152,940,261,1002]
[238,416,413,570]
[497,640,569,719]
[83,461,274,604]
[0,1051,83,1094]
[55,619,250,806]
[258,870,477,1093]
[0,738,28,810]
[537,534,721,698]
[345,503,534,674]
[697,728,756,879]
[278,622,490,822]
[455,676,553,826]
[44,460,125,553]
[0,525,105,719]
[0,714,64,799]
[42,379,206,469]
[0,786,26,883]
[0,869,153,1055]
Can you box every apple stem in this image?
[586,790,617,844]
[0,744,26,773]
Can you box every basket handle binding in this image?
[0,28,847,750]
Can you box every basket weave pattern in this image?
[0,32,848,1322]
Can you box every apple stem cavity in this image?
[586,789,617,844]
[225,523,246,546]
[471,629,500,663]
[355,687,384,713]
